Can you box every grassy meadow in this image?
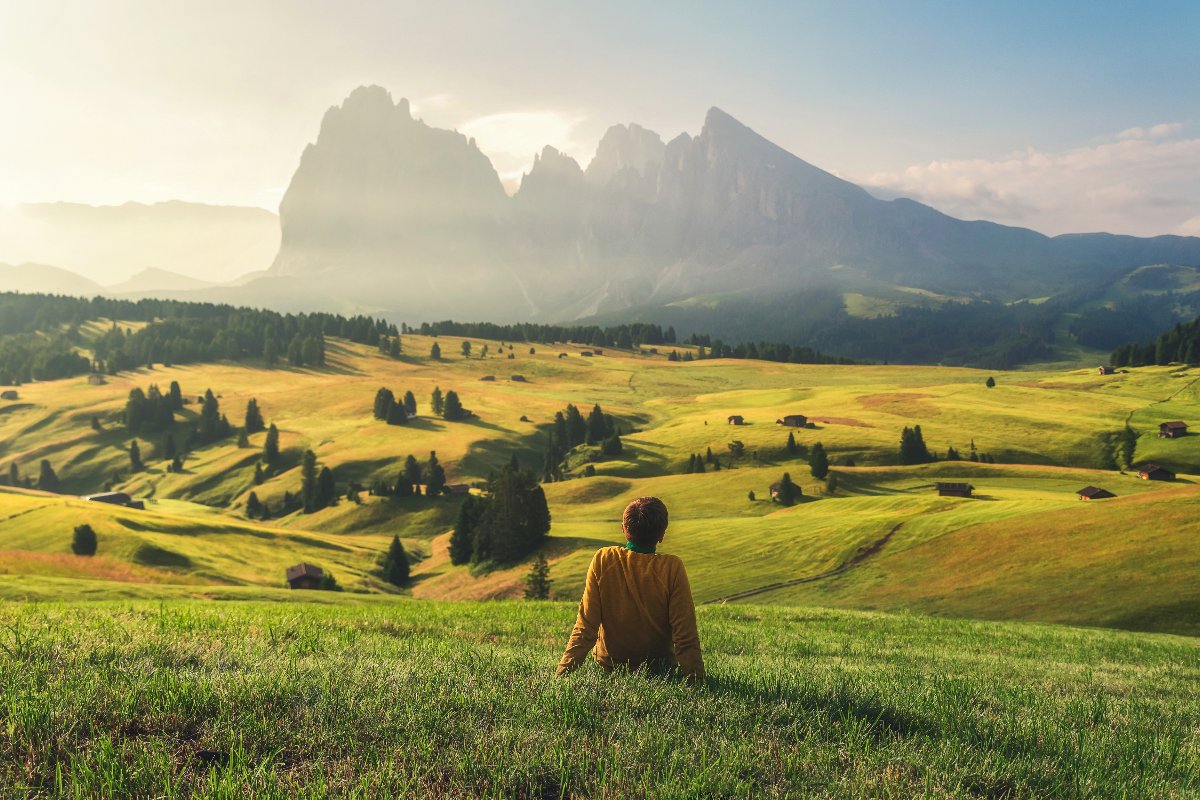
[2,331,1200,633]
[1,598,1198,798]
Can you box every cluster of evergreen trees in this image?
[429,386,469,421]
[1110,314,1200,367]
[373,388,417,425]
[0,459,60,492]
[364,452,448,498]
[123,383,233,467]
[449,464,550,566]
[0,292,394,378]
[678,336,854,365]
[542,403,622,480]
[0,332,91,384]
[899,426,934,465]
[415,320,676,349]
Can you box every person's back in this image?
[556,497,704,681]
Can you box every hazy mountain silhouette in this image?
[261,86,1200,323]
[0,201,278,286]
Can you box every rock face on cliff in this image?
[265,86,1200,322]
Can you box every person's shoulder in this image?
[593,545,624,562]
[658,552,686,568]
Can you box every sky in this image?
[0,0,1197,237]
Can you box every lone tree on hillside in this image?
[263,423,280,463]
[424,451,446,496]
[386,402,408,425]
[301,449,319,513]
[39,460,60,493]
[524,554,552,600]
[244,398,265,434]
[461,341,472,357]
[442,390,467,421]
[986,376,996,388]
[774,472,800,506]
[430,342,442,360]
[809,443,829,479]
[383,535,411,587]
[72,524,97,556]
[403,390,417,414]
[786,431,798,455]
[431,387,444,416]
[246,491,264,519]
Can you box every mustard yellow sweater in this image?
[556,545,704,681]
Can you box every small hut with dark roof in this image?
[285,563,324,590]
[1159,421,1188,439]
[1076,486,1115,500]
[935,482,975,498]
[1136,464,1176,481]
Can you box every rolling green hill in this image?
[2,329,1199,636]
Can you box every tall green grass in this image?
[1,598,1196,797]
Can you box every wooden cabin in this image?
[727,415,745,425]
[580,351,594,357]
[777,414,808,427]
[1137,464,1175,481]
[511,375,527,382]
[1076,486,1116,500]
[0,390,18,400]
[285,563,324,590]
[1159,421,1188,439]
[935,482,975,498]
[1097,366,1115,375]
[87,374,106,385]
[479,375,496,381]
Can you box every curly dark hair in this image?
[622,496,669,548]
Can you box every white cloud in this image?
[458,111,589,193]
[855,124,1200,237]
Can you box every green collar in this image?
[624,540,657,555]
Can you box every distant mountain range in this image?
[260,85,1200,323]
[6,86,1200,363]
[0,201,278,286]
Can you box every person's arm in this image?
[668,560,705,683]
[556,551,603,675]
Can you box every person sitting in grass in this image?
[556,496,705,682]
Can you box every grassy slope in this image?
[0,598,1196,798]
[2,336,1199,633]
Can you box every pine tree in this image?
[383,535,410,586]
[524,554,552,600]
[461,341,472,357]
[775,472,800,506]
[263,423,280,463]
[161,433,176,461]
[167,381,183,411]
[236,428,250,448]
[747,490,756,501]
[705,446,714,464]
[786,432,798,455]
[244,399,265,433]
[809,443,829,479]
[246,491,263,519]
[394,453,416,488]
[129,440,143,472]
[431,387,444,416]
[695,457,706,474]
[601,434,623,457]
[72,524,97,556]
[301,449,318,513]
[564,404,587,447]
[425,462,446,497]
[430,342,442,360]
[38,460,59,493]
[317,467,337,509]
[585,404,607,445]
[442,390,466,421]
[170,455,183,473]
[403,390,417,414]
[985,376,996,388]
[7,463,16,487]
[449,495,484,565]
[254,463,265,485]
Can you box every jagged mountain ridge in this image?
[265,86,1200,322]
